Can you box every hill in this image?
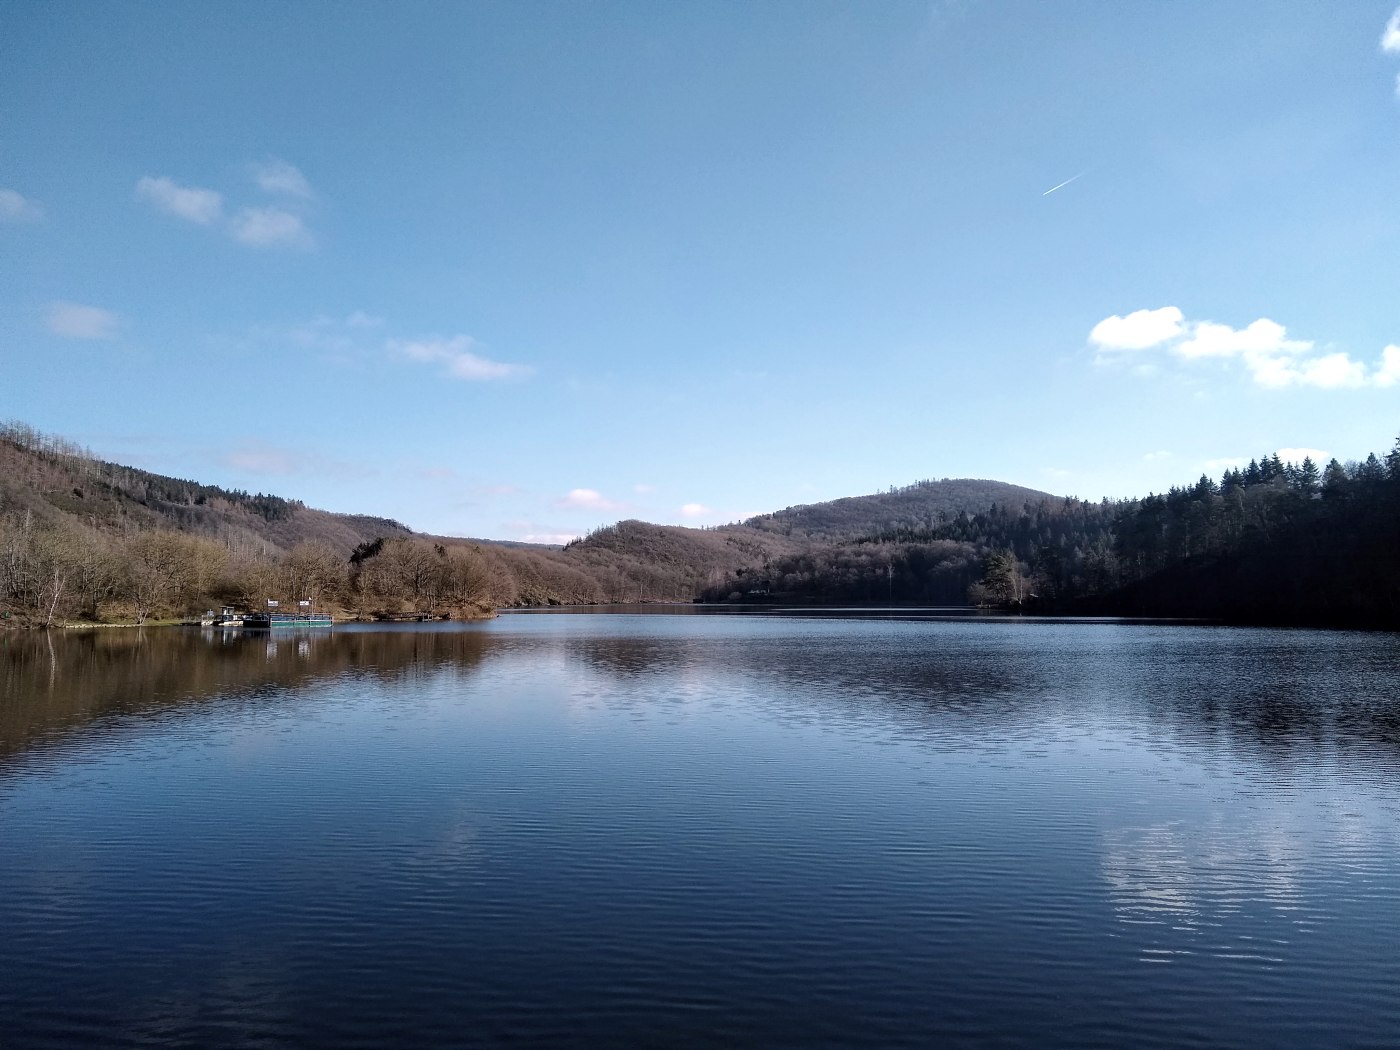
[0,421,410,559]
[0,421,799,622]
[4,421,1050,623]
[562,519,801,599]
[11,419,1394,628]
[743,478,1056,539]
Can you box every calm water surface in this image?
[2,611,1399,1048]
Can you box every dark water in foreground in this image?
[3,611,1399,1048]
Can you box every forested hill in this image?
[743,479,1055,539]
[0,421,410,557]
[6,419,1400,628]
[562,518,800,593]
[0,421,795,623]
[699,447,1400,627]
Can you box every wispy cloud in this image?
[1141,450,1172,463]
[46,300,120,340]
[1091,307,1399,389]
[633,483,656,494]
[251,157,312,197]
[557,488,623,511]
[223,445,298,475]
[229,206,312,249]
[135,176,224,224]
[0,188,44,223]
[1383,9,1400,95]
[219,442,373,479]
[282,312,377,354]
[679,502,711,518]
[254,314,534,386]
[137,161,316,248]
[250,313,538,396]
[390,335,532,381]
[415,467,459,480]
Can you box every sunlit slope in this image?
[0,423,408,558]
[0,421,1056,611]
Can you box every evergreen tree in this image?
[1298,457,1320,495]
[1321,459,1349,500]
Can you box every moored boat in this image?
[242,611,333,629]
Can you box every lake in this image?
[3,610,1399,1048]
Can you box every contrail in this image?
[1042,170,1088,196]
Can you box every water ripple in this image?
[3,617,1400,1047]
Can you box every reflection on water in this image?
[3,615,1400,1048]
[0,625,493,765]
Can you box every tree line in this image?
[5,417,1399,628]
[699,441,1400,627]
[0,517,606,626]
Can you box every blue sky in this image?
[4,1,1400,542]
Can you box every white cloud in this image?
[251,157,312,197]
[390,335,531,381]
[46,300,120,339]
[345,310,383,328]
[1090,307,1400,390]
[1203,457,1248,472]
[1373,345,1400,388]
[503,522,581,545]
[1089,306,1183,351]
[633,483,656,494]
[1276,447,1330,465]
[229,207,312,249]
[1383,8,1400,53]
[0,188,43,222]
[679,503,711,518]
[1141,450,1172,463]
[1176,318,1310,360]
[1297,353,1366,389]
[135,176,224,224]
[558,488,622,510]
[1248,350,1366,390]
